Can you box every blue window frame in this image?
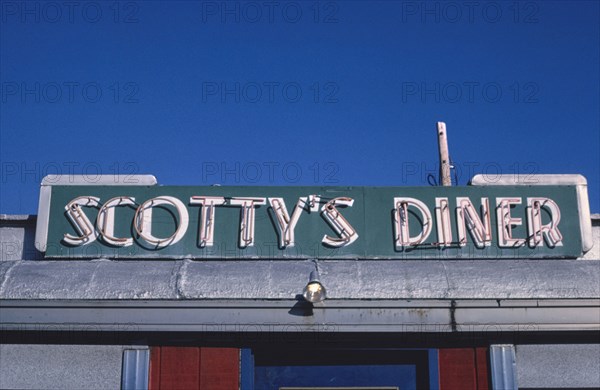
[243,348,439,390]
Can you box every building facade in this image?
[1,174,599,389]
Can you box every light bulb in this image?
[303,281,326,303]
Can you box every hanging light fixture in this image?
[302,269,327,303]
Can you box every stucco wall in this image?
[0,344,147,390]
[516,344,600,388]
[582,214,600,260]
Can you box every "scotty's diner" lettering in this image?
[62,194,562,250]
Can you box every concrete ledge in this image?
[0,215,36,221]
[1,298,599,333]
[1,259,599,300]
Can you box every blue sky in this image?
[1,0,599,213]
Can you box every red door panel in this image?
[439,347,489,390]
[149,347,238,390]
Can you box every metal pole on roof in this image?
[437,121,452,186]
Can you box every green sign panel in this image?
[41,185,584,259]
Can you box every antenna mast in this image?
[437,121,452,186]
